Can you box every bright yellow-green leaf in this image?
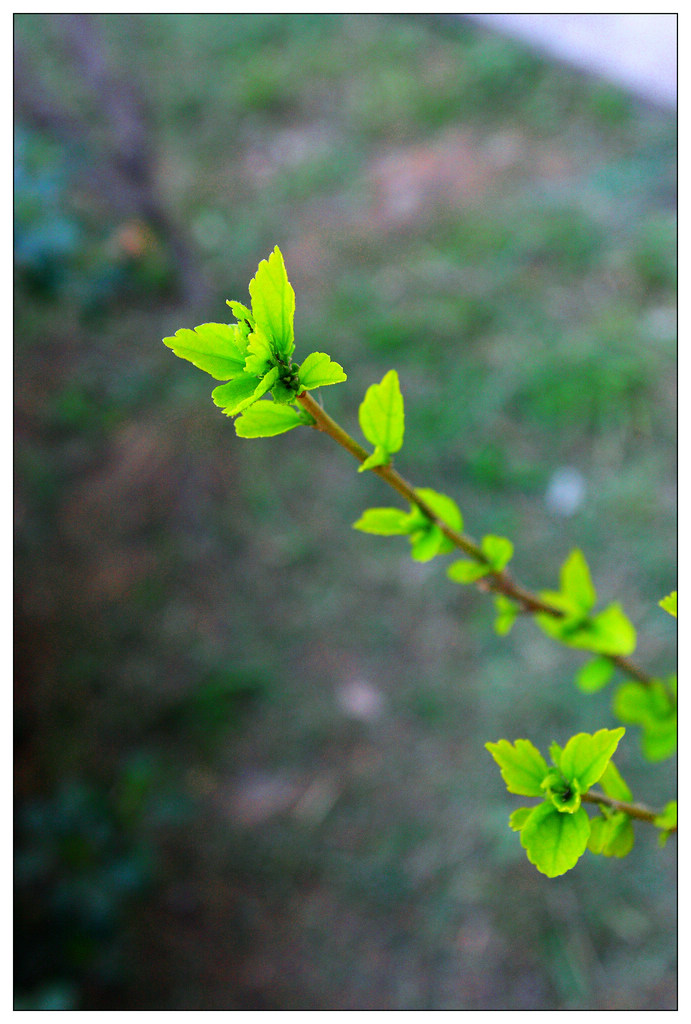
[235,402,309,438]
[447,560,490,584]
[519,802,591,877]
[560,549,597,612]
[587,812,634,858]
[485,738,548,797]
[163,322,247,380]
[248,245,295,360]
[358,370,405,461]
[509,807,533,832]
[298,351,347,390]
[598,760,632,802]
[481,535,514,571]
[353,507,413,536]
[575,656,615,693]
[559,727,625,791]
[659,591,677,618]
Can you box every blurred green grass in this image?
[14,13,676,1010]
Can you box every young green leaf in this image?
[163,322,247,380]
[613,680,677,761]
[535,602,636,656]
[559,727,625,791]
[409,524,446,562]
[560,549,597,612]
[519,801,591,878]
[248,245,295,361]
[485,738,548,797]
[653,800,677,846]
[575,656,615,693]
[659,591,677,618]
[358,370,405,470]
[414,488,463,533]
[298,351,347,391]
[226,299,254,326]
[587,812,634,858]
[494,595,519,636]
[235,402,312,438]
[541,767,583,813]
[401,489,463,562]
[243,325,275,378]
[211,374,264,415]
[598,760,632,802]
[509,807,533,832]
[447,560,490,584]
[212,365,281,417]
[481,535,514,571]
[353,507,413,536]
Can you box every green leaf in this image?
[358,445,390,473]
[243,325,275,378]
[358,370,405,461]
[248,245,295,360]
[560,549,597,612]
[163,322,247,380]
[548,742,563,768]
[559,727,625,791]
[541,767,582,813]
[519,802,591,877]
[659,591,677,618]
[494,595,519,636]
[410,523,446,562]
[587,812,634,858]
[613,680,677,761]
[654,800,677,846]
[212,365,280,417]
[353,507,413,536]
[575,656,615,693]
[481,535,514,571]
[226,300,254,326]
[298,351,347,391]
[598,760,632,802]
[414,488,463,533]
[211,374,263,415]
[485,738,548,797]
[586,604,637,656]
[235,402,311,438]
[447,560,490,584]
[535,602,636,656]
[509,807,533,832]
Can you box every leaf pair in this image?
[447,534,513,584]
[486,727,626,877]
[353,488,463,563]
[163,246,346,435]
[535,549,637,656]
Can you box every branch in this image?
[296,389,654,687]
[582,789,675,829]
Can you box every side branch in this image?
[296,390,654,687]
[582,789,675,829]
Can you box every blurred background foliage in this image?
[14,13,676,1010]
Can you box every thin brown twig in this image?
[297,389,655,687]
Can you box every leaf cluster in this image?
[534,550,636,656]
[163,246,346,436]
[354,487,463,562]
[486,728,637,876]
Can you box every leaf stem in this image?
[582,789,675,829]
[296,391,654,687]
